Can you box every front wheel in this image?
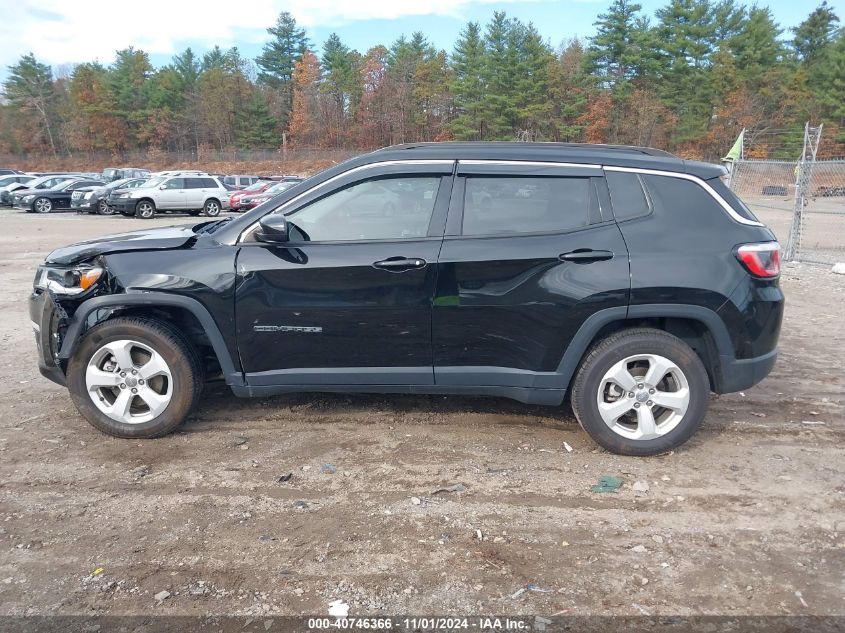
[34,197,53,213]
[135,200,156,219]
[570,328,709,456]
[97,199,114,215]
[66,317,203,438]
[203,199,221,217]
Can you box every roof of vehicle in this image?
[360,142,724,179]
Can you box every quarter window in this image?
[283,176,441,242]
[462,176,591,236]
[605,171,651,220]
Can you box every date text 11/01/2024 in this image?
[306,617,533,630]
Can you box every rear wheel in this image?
[203,199,221,217]
[66,317,202,438]
[34,197,53,213]
[570,328,709,456]
[135,200,156,219]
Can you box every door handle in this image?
[373,257,427,272]
[559,249,614,263]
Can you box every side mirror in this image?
[256,215,289,244]
[159,185,166,190]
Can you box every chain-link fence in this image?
[729,158,845,265]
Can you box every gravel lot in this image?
[0,208,843,619]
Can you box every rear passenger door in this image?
[432,161,630,389]
[185,177,209,208]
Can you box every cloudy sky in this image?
[0,0,838,77]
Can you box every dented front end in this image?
[29,260,110,386]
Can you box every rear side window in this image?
[462,176,591,236]
[185,178,206,189]
[202,178,219,188]
[606,171,650,220]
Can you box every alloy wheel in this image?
[137,202,154,218]
[34,198,52,213]
[204,201,220,216]
[595,353,690,441]
[85,339,173,424]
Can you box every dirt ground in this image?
[0,208,842,619]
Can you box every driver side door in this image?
[235,162,454,387]
[156,178,187,209]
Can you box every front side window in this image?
[462,176,591,236]
[282,175,441,242]
[162,178,184,190]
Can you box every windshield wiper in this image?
[195,217,233,235]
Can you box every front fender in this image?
[56,292,244,387]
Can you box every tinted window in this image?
[284,176,440,242]
[162,178,184,190]
[223,176,235,186]
[606,171,650,220]
[185,178,206,189]
[462,177,590,236]
[202,178,218,188]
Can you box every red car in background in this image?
[228,179,273,211]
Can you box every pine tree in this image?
[792,2,840,63]
[450,22,486,140]
[730,7,785,88]
[256,11,309,126]
[2,53,59,155]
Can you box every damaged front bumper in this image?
[29,289,69,386]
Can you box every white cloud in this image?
[0,0,560,73]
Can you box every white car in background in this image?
[109,174,230,219]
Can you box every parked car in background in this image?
[101,167,150,182]
[72,178,149,214]
[109,175,229,218]
[268,175,305,184]
[0,174,36,192]
[237,180,297,211]
[228,179,274,211]
[222,175,260,188]
[13,178,105,213]
[2,175,78,207]
[0,168,26,176]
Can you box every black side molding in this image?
[56,292,244,386]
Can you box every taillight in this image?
[736,242,780,278]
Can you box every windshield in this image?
[103,169,118,178]
[141,176,166,188]
[0,176,20,187]
[243,180,269,192]
[265,182,293,194]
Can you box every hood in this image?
[45,224,200,265]
[75,185,105,194]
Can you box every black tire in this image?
[203,198,221,217]
[570,328,709,456]
[135,199,156,219]
[66,317,203,439]
[97,199,114,215]
[187,210,201,216]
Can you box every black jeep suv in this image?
[29,143,783,455]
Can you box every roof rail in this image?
[387,141,675,158]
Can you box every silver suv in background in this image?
[108,174,229,219]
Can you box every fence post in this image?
[785,122,823,261]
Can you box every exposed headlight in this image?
[84,192,95,199]
[34,265,104,296]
